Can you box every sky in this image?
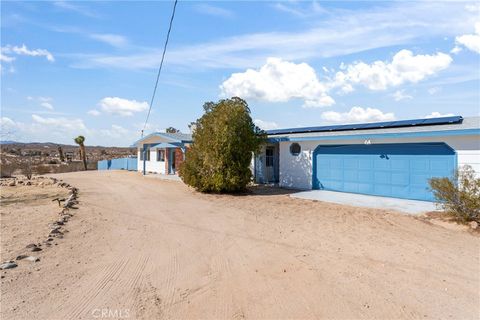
[1,0,479,146]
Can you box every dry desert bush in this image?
[429,165,480,224]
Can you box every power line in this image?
[142,0,178,137]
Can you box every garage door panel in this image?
[358,159,373,169]
[314,143,455,201]
[374,159,390,169]
[343,158,358,169]
[357,183,374,194]
[391,159,409,170]
[374,184,392,197]
[344,182,359,193]
[358,171,373,181]
[411,159,428,171]
[344,170,358,181]
[391,173,409,185]
[391,185,410,198]
[374,171,391,184]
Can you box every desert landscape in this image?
[1,170,478,319]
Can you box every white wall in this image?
[278,134,480,189]
[137,148,166,174]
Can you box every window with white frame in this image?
[157,149,165,162]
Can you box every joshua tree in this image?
[57,145,65,162]
[74,135,88,171]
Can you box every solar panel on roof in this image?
[390,119,425,127]
[422,116,463,125]
[361,121,394,129]
[265,116,463,135]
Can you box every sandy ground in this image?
[0,170,479,320]
[1,180,70,262]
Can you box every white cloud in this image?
[73,2,477,71]
[392,90,413,101]
[0,117,17,139]
[38,96,52,102]
[425,112,455,118]
[220,58,334,108]
[254,119,279,130]
[0,117,16,128]
[0,52,15,63]
[89,34,128,47]
[195,4,234,18]
[99,97,149,116]
[31,114,87,131]
[87,109,101,116]
[53,1,98,18]
[454,22,480,54]
[273,1,326,18]
[2,44,54,62]
[100,125,130,139]
[333,50,452,91]
[428,87,441,95]
[40,102,54,110]
[321,107,395,124]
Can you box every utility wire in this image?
[142,0,178,137]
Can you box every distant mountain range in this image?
[0,141,133,148]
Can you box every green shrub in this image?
[429,165,480,223]
[179,97,266,193]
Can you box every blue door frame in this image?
[312,142,457,201]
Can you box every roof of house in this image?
[132,132,192,146]
[151,142,179,149]
[266,116,480,140]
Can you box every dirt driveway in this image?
[1,171,479,319]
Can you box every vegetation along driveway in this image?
[1,170,478,319]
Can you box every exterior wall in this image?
[278,134,480,189]
[137,148,166,174]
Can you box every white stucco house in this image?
[254,116,480,201]
[132,132,192,175]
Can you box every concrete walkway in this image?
[291,190,438,214]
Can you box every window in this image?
[140,148,150,161]
[289,143,301,156]
[157,149,165,162]
[265,147,274,167]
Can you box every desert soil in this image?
[1,170,479,319]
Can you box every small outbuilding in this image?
[254,116,480,201]
[132,132,192,175]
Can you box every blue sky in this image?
[1,1,479,146]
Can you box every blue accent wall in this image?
[312,143,456,201]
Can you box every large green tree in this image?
[179,97,266,193]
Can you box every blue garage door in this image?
[313,143,456,201]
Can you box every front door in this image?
[168,148,176,174]
[265,147,275,183]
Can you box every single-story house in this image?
[254,115,480,201]
[132,132,192,175]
